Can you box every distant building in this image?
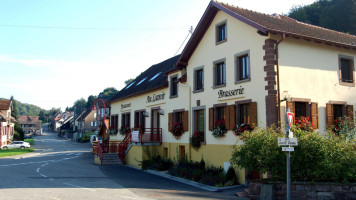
[18,116,42,135]
[0,100,15,147]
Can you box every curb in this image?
[124,165,244,192]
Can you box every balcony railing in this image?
[134,128,162,145]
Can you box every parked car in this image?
[2,141,31,149]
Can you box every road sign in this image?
[278,137,298,146]
[287,112,294,128]
[282,147,294,152]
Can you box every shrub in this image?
[231,126,356,183]
[231,125,286,180]
[224,167,237,185]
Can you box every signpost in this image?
[282,110,297,200]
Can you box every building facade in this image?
[107,1,356,184]
[0,100,15,148]
[18,116,41,135]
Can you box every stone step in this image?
[244,188,249,193]
[236,191,249,197]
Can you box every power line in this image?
[0,24,186,31]
[175,26,193,56]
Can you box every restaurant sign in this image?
[147,92,166,103]
[218,86,245,98]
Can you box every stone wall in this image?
[248,182,356,200]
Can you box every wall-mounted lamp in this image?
[158,109,164,115]
[143,111,149,117]
[281,91,291,102]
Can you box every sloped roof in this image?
[176,1,356,68]
[0,112,8,120]
[0,100,12,111]
[109,55,180,102]
[18,116,41,124]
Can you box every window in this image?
[213,59,226,87]
[193,108,205,143]
[121,112,130,129]
[194,67,204,92]
[209,104,228,131]
[333,104,343,120]
[168,110,188,133]
[170,76,178,98]
[216,107,225,122]
[287,99,318,129]
[338,55,354,86]
[295,102,307,118]
[110,115,118,128]
[239,104,250,124]
[236,54,250,81]
[134,111,145,129]
[216,20,227,44]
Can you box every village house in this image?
[18,116,41,136]
[0,100,15,148]
[97,1,355,184]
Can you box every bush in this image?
[224,167,237,185]
[231,126,356,183]
[13,131,21,141]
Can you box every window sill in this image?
[216,39,227,46]
[200,141,206,145]
[193,89,204,94]
[235,78,251,84]
[339,81,355,87]
[170,95,178,99]
[212,84,226,89]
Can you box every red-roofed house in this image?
[18,116,42,136]
[0,100,15,148]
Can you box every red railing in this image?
[118,132,132,164]
[97,141,103,165]
[108,141,120,153]
[137,128,162,145]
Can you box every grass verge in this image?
[0,148,34,157]
[24,139,35,145]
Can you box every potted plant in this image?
[232,123,252,136]
[212,120,226,138]
[172,122,184,138]
[192,130,204,150]
[119,126,131,135]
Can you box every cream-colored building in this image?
[106,1,356,184]
[0,100,15,148]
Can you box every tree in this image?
[86,95,96,109]
[98,87,118,100]
[73,98,87,115]
[124,79,134,85]
[288,0,356,35]
[10,96,18,120]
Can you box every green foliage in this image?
[140,146,173,171]
[224,167,237,185]
[330,116,356,141]
[24,139,34,145]
[14,122,24,140]
[231,126,285,180]
[10,96,18,120]
[13,131,21,141]
[124,79,134,85]
[231,127,356,183]
[86,95,96,109]
[288,0,356,35]
[98,87,118,100]
[0,148,34,157]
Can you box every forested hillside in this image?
[288,0,356,35]
[0,97,42,116]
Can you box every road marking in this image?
[36,168,40,173]
[63,182,96,192]
[40,174,47,178]
[118,195,149,200]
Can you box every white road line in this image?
[36,168,40,173]
[63,182,96,192]
[40,174,47,178]
[118,195,148,200]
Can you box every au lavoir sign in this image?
[147,92,166,103]
[218,86,245,98]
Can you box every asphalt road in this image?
[0,131,241,200]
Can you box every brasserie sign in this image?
[121,103,131,109]
[218,86,245,98]
[147,92,166,103]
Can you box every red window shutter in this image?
[225,106,230,130]
[183,111,189,132]
[311,102,319,129]
[326,103,334,127]
[347,105,354,121]
[229,105,236,130]
[168,112,173,133]
[250,102,258,128]
[286,101,295,124]
[209,107,214,131]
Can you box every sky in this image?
[0,0,316,111]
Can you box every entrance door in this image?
[151,108,160,141]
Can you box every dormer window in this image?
[216,20,227,45]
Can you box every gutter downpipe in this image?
[179,79,192,161]
[276,33,285,125]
